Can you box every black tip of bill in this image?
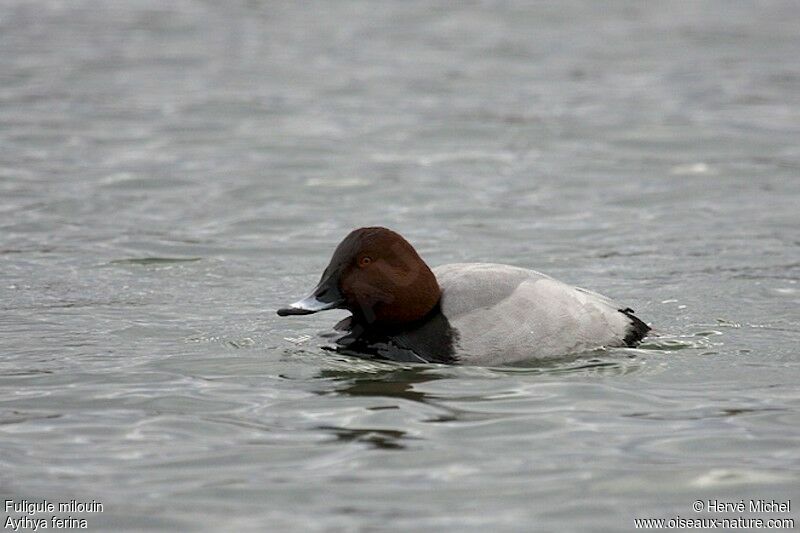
[276,293,341,317]
[276,306,316,316]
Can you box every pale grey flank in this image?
[434,263,633,364]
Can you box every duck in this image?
[277,227,650,365]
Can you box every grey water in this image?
[1,1,799,531]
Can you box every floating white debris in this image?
[670,162,716,175]
[692,468,790,487]
[305,177,371,188]
[284,334,312,345]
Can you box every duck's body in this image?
[433,263,648,365]
[278,227,650,365]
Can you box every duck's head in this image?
[277,227,440,325]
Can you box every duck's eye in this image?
[358,256,373,268]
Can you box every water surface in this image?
[1,1,799,531]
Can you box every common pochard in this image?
[278,227,650,365]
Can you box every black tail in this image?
[619,308,650,347]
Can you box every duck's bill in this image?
[277,295,339,316]
[277,280,344,316]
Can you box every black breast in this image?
[333,305,459,364]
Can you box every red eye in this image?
[358,256,372,267]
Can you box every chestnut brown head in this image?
[277,227,441,325]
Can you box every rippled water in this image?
[2,1,799,531]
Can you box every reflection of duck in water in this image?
[313,367,447,450]
[316,367,440,404]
